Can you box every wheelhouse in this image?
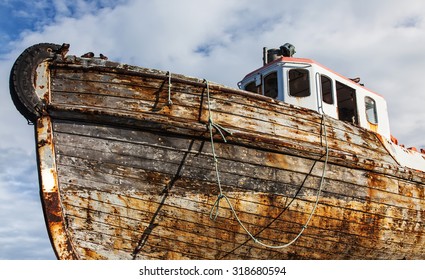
[239,44,391,140]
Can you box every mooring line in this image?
[204,79,329,249]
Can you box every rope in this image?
[166,71,173,106]
[203,79,229,220]
[204,78,329,249]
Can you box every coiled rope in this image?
[204,79,329,249]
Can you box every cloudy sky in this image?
[1,0,425,260]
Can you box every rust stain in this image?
[366,172,387,189]
[42,189,77,259]
[368,123,378,133]
[82,248,107,260]
[43,192,62,223]
[264,153,289,169]
[36,116,77,259]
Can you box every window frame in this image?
[263,71,278,99]
[320,74,334,105]
[365,96,378,124]
[336,81,358,125]
[287,68,311,98]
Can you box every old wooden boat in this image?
[9,43,425,260]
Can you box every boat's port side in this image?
[51,119,425,259]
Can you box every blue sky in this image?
[1,0,425,260]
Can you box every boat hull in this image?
[10,43,425,259]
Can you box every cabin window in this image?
[288,69,310,97]
[264,72,278,98]
[321,75,333,104]
[336,81,358,124]
[365,96,378,124]
[245,81,258,93]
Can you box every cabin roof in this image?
[242,56,384,99]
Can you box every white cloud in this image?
[1,0,425,259]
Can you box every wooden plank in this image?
[62,186,424,250]
[52,122,424,208]
[60,183,424,260]
[56,161,424,260]
[50,69,398,167]
[44,59,425,260]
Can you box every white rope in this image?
[205,79,329,249]
[166,71,173,106]
[204,79,227,220]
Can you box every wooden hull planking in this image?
[10,44,425,259]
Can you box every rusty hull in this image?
[9,43,425,260]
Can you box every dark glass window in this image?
[321,75,333,104]
[264,72,278,98]
[245,81,257,93]
[288,69,310,97]
[336,81,358,124]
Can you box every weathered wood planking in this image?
[10,44,425,260]
[49,67,400,169]
[51,118,425,259]
[44,57,425,259]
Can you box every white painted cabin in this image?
[238,44,425,172]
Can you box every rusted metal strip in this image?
[36,108,77,260]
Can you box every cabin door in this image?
[316,74,338,119]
